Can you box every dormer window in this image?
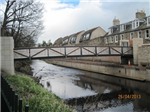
[85,33,90,40]
[136,21,138,27]
[81,33,90,42]
[132,21,135,29]
[62,38,69,45]
[132,20,139,29]
[130,32,134,39]
[108,28,112,35]
[147,17,150,26]
[70,36,76,43]
[120,24,124,32]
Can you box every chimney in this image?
[113,18,120,26]
[136,10,146,19]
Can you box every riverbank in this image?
[45,59,150,82]
[2,72,74,112]
[14,60,33,76]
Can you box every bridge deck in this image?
[14,46,133,60]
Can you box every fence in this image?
[1,75,29,112]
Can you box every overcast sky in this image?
[1,0,150,43]
[38,0,150,44]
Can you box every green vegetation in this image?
[38,40,53,47]
[3,75,74,112]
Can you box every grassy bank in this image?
[3,74,74,112]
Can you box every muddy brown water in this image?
[30,60,150,112]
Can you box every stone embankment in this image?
[45,59,150,82]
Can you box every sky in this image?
[0,0,150,44]
[38,0,150,44]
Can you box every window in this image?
[147,17,150,26]
[85,33,90,40]
[110,37,113,43]
[81,35,85,41]
[130,33,134,39]
[70,36,76,43]
[62,39,68,45]
[120,35,123,40]
[108,28,111,35]
[132,20,139,29]
[120,24,124,32]
[108,28,113,34]
[115,36,118,43]
[80,33,90,42]
[122,42,128,46]
[145,30,149,39]
[136,21,139,27]
[132,21,135,29]
[106,37,108,43]
[138,31,142,38]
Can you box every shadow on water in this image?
[66,72,150,112]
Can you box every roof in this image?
[62,36,69,41]
[106,15,150,36]
[70,30,84,38]
[82,27,100,35]
[54,37,62,45]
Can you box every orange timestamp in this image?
[118,94,141,99]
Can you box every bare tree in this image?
[0,0,44,47]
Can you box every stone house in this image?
[79,26,106,43]
[104,11,150,46]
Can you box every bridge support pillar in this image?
[1,36,14,74]
[133,38,143,65]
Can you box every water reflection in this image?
[30,60,150,112]
[70,74,150,112]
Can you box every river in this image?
[30,60,150,112]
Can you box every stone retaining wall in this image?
[52,60,150,81]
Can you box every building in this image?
[104,10,150,46]
[60,30,85,46]
[68,30,85,45]
[62,36,70,45]
[79,26,106,43]
[53,37,63,46]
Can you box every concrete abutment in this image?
[1,36,14,74]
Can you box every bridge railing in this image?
[1,75,29,112]
[14,46,133,60]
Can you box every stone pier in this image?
[133,38,143,65]
[1,37,14,74]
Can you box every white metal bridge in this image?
[14,46,133,60]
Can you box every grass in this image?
[3,74,75,112]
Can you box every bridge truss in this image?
[14,46,133,60]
